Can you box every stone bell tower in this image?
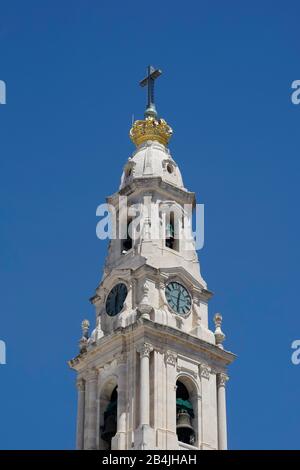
[69,66,236,451]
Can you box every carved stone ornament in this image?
[199,364,210,380]
[193,294,202,326]
[142,280,150,300]
[81,319,90,338]
[164,350,177,366]
[103,359,117,371]
[213,313,225,348]
[217,373,229,388]
[87,368,98,381]
[137,342,153,358]
[137,280,153,318]
[79,336,88,353]
[76,379,85,391]
[117,353,128,365]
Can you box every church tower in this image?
[69,66,236,451]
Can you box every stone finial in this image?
[213,313,225,349]
[79,319,90,353]
[81,319,90,338]
[137,280,152,319]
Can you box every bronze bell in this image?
[101,413,117,443]
[176,410,195,445]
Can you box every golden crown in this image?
[130,116,173,147]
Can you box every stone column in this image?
[85,368,98,450]
[165,351,178,450]
[199,364,218,449]
[217,373,229,450]
[137,343,153,426]
[153,350,166,448]
[112,355,127,450]
[134,343,155,449]
[195,392,202,448]
[76,378,85,450]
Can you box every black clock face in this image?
[165,282,191,315]
[106,283,128,317]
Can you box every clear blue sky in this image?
[0,0,299,450]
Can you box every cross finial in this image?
[140,65,162,119]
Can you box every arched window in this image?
[160,203,183,252]
[121,216,133,253]
[165,211,176,250]
[100,385,118,449]
[176,380,196,445]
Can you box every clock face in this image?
[165,282,191,315]
[106,283,128,317]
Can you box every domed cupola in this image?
[120,140,185,190]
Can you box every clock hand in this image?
[177,291,181,311]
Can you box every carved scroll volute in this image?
[159,280,168,308]
[193,293,202,327]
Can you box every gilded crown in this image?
[130,116,173,147]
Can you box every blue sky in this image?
[0,0,300,449]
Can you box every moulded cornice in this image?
[107,177,195,207]
[68,317,236,372]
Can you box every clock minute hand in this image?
[114,292,118,312]
[176,291,181,311]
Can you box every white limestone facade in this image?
[69,118,236,450]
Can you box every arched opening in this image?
[167,163,174,174]
[176,380,196,445]
[100,381,118,450]
[165,211,176,250]
[163,210,180,251]
[121,216,133,254]
[160,203,184,253]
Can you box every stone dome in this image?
[120,140,185,190]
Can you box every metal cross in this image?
[140,65,162,119]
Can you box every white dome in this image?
[120,141,185,190]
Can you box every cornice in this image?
[68,317,236,372]
[107,177,195,207]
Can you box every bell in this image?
[165,223,175,249]
[101,413,117,443]
[176,410,195,445]
[166,223,175,239]
[177,409,194,429]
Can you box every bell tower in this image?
[69,67,236,451]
